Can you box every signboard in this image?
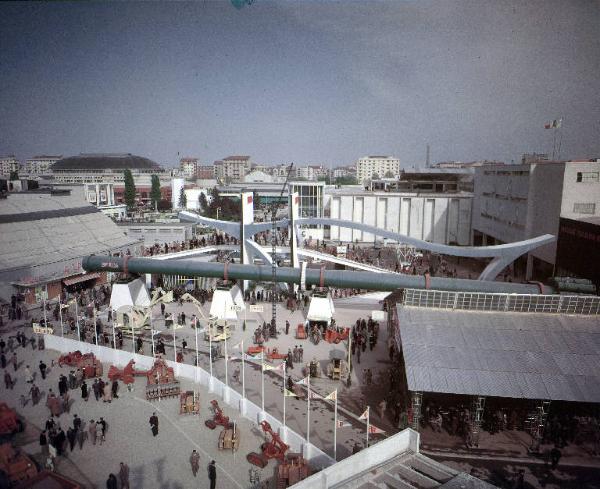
[371,310,385,321]
[249,305,263,313]
[32,324,54,334]
[336,246,347,256]
[229,305,242,312]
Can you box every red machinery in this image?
[0,403,24,438]
[246,346,265,356]
[145,359,180,400]
[324,327,349,344]
[57,351,103,378]
[0,443,38,486]
[265,348,287,363]
[205,400,233,430]
[107,359,146,385]
[247,420,289,468]
[295,324,307,340]
[277,453,311,488]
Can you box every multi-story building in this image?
[50,153,172,206]
[326,186,472,245]
[295,165,329,181]
[0,155,21,176]
[332,166,356,179]
[214,155,250,182]
[197,165,216,180]
[356,155,400,184]
[179,157,198,178]
[473,158,600,279]
[288,181,326,241]
[25,155,62,174]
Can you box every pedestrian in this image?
[285,320,290,335]
[75,368,83,388]
[161,303,165,316]
[76,425,86,449]
[30,383,41,405]
[190,449,200,477]
[39,360,47,380]
[40,430,49,457]
[55,428,66,456]
[81,381,89,401]
[38,335,45,350]
[299,346,303,362]
[73,414,82,432]
[98,417,107,444]
[68,370,76,389]
[24,364,33,384]
[232,365,240,383]
[208,460,216,489]
[88,420,97,445]
[0,338,4,354]
[0,353,5,369]
[4,371,13,389]
[293,346,299,363]
[149,412,159,436]
[67,427,76,451]
[93,379,101,401]
[11,352,17,371]
[106,473,118,489]
[119,462,130,489]
[103,381,112,403]
[62,392,70,413]
[111,379,119,399]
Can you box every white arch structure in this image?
[179,211,555,282]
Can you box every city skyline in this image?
[1,1,599,167]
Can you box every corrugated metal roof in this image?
[397,306,600,402]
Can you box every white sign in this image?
[32,324,54,335]
[371,310,385,321]
[229,305,242,312]
[336,246,347,255]
[249,305,263,313]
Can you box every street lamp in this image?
[216,207,221,220]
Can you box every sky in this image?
[1,0,599,168]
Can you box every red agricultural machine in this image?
[265,348,287,363]
[246,420,289,468]
[295,324,307,340]
[107,358,180,400]
[324,327,349,344]
[0,443,38,486]
[0,403,24,439]
[57,351,103,378]
[107,359,144,385]
[205,400,232,430]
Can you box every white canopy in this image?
[209,287,239,321]
[307,293,335,323]
[110,278,151,311]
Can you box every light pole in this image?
[216,207,221,220]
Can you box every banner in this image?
[308,390,322,400]
[263,362,285,372]
[368,424,386,434]
[33,324,54,334]
[324,390,337,401]
[284,389,297,397]
[249,304,263,313]
[295,377,309,386]
[336,420,351,428]
[359,408,369,420]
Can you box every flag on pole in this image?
[368,424,386,434]
[336,420,352,428]
[232,341,243,350]
[295,377,309,386]
[308,390,322,400]
[324,390,337,401]
[284,389,297,397]
[263,362,285,372]
[359,408,369,420]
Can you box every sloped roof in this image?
[52,153,161,171]
[396,305,600,402]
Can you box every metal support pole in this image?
[530,400,550,453]
[59,302,64,337]
[468,396,485,448]
[150,307,155,357]
[410,391,423,432]
[307,374,311,446]
[75,301,80,340]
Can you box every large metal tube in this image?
[83,255,553,295]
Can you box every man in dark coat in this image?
[39,360,47,380]
[67,427,77,451]
[208,460,216,489]
[149,412,159,436]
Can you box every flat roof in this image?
[396,305,600,403]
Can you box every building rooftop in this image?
[52,153,161,171]
[396,302,600,402]
[222,155,250,161]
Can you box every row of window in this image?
[576,172,599,183]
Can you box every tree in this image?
[198,192,208,214]
[334,175,357,186]
[178,187,187,208]
[384,171,396,178]
[9,170,19,181]
[371,172,380,180]
[150,175,161,209]
[123,169,136,210]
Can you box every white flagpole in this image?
[366,406,370,448]
[283,360,287,430]
[224,328,229,387]
[93,308,98,345]
[241,340,246,400]
[209,326,213,378]
[112,310,116,349]
[173,322,177,362]
[59,302,64,337]
[75,301,80,340]
[151,307,155,357]
[43,285,48,326]
[131,317,135,354]
[307,375,311,446]
[334,390,338,461]
[261,353,265,414]
[194,319,199,367]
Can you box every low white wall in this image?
[44,334,334,469]
[290,428,420,489]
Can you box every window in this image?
[573,203,596,214]
[576,171,599,183]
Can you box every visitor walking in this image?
[190,449,200,476]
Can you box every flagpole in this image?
[173,322,177,362]
[59,302,64,337]
[283,360,287,430]
[261,353,265,414]
[75,301,80,340]
[366,406,370,448]
[194,318,199,367]
[209,326,213,378]
[112,310,116,349]
[224,328,229,387]
[307,374,311,446]
[93,308,98,345]
[241,340,245,400]
[131,317,135,354]
[150,307,155,357]
[333,390,338,461]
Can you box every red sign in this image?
[247,195,253,204]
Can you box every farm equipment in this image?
[204,319,231,342]
[309,326,321,345]
[247,420,289,469]
[295,324,307,340]
[246,345,265,356]
[277,453,311,488]
[57,351,102,378]
[218,423,240,452]
[145,359,180,400]
[324,327,349,344]
[205,400,233,430]
[327,358,349,381]
[303,359,321,379]
[0,403,24,439]
[107,359,145,385]
[0,443,38,486]
[265,348,287,363]
[179,391,200,415]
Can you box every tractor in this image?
[205,400,233,430]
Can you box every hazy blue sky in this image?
[1,0,599,168]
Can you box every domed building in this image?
[50,153,172,207]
